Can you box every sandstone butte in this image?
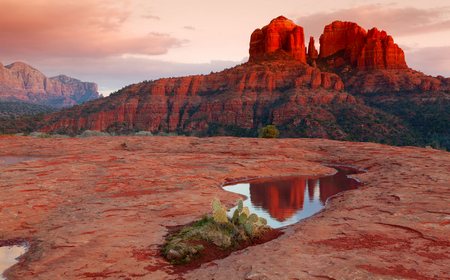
[319,21,407,70]
[0,61,99,108]
[40,16,449,135]
[249,16,307,63]
[0,135,449,279]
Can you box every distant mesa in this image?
[0,61,100,108]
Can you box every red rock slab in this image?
[0,135,449,279]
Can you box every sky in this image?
[0,0,449,95]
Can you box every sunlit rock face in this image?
[319,21,367,65]
[308,36,319,62]
[39,16,449,138]
[357,27,407,70]
[0,62,99,108]
[41,60,349,134]
[319,21,407,70]
[249,16,307,63]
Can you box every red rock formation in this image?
[249,16,306,63]
[319,21,367,65]
[38,16,448,136]
[344,68,449,93]
[308,37,319,60]
[42,60,349,133]
[0,62,99,107]
[319,21,407,70]
[357,28,407,70]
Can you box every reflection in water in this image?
[0,245,27,280]
[223,169,360,228]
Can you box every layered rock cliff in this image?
[42,60,354,136]
[0,62,100,108]
[36,16,448,148]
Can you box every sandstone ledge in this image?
[0,136,449,279]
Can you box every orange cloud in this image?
[0,0,182,58]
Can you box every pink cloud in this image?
[0,0,182,58]
[406,46,450,77]
[297,4,450,39]
[142,15,161,21]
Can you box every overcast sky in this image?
[1,0,449,95]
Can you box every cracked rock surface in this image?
[1,136,449,279]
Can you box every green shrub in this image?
[258,125,280,138]
[78,130,110,137]
[29,132,51,138]
[134,131,153,136]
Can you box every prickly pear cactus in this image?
[237,200,243,212]
[209,198,269,240]
[238,213,248,225]
[258,217,267,226]
[213,207,228,224]
[242,206,250,216]
[244,222,254,236]
[211,199,229,224]
[248,213,258,223]
[212,199,222,212]
[232,209,240,224]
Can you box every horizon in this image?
[1,0,449,95]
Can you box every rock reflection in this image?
[250,177,307,221]
[223,168,360,228]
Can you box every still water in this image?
[223,168,360,228]
[0,245,27,280]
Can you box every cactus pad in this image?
[242,206,250,216]
[212,199,222,212]
[248,213,258,223]
[213,208,228,224]
[237,200,243,212]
